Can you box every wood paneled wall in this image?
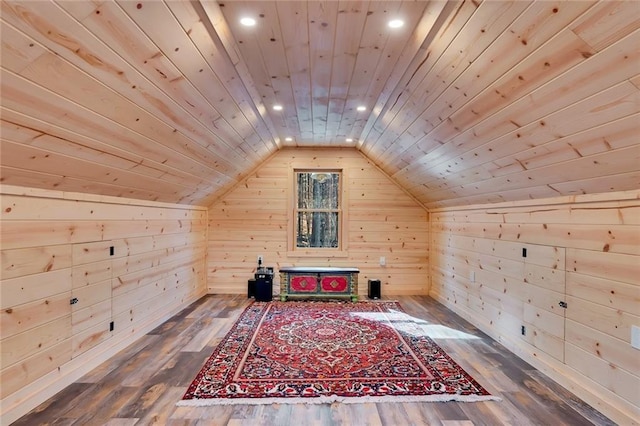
[208,148,429,296]
[0,185,208,425]
[429,189,640,424]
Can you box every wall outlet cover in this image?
[379,256,386,266]
[631,325,640,350]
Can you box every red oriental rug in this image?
[179,301,497,405]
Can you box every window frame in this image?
[288,168,348,258]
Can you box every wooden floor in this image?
[14,295,614,426]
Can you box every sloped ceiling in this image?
[1,1,638,207]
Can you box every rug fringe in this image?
[177,394,501,407]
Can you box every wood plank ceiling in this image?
[1,1,639,207]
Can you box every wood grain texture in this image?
[429,189,640,425]
[10,295,614,426]
[0,187,208,424]
[0,0,277,205]
[0,1,637,207]
[207,148,429,296]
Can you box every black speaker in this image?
[254,273,273,302]
[248,278,256,298]
[368,279,381,299]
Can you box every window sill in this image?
[287,250,349,258]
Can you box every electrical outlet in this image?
[257,255,263,265]
[631,325,640,350]
[379,256,386,266]
[469,270,475,282]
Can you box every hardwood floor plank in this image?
[48,420,76,426]
[227,405,264,424]
[77,335,161,384]
[102,419,139,426]
[9,383,91,426]
[13,295,613,425]
[262,404,298,425]
[483,398,538,426]
[429,402,469,422]
[456,401,506,426]
[522,372,615,426]
[376,402,414,425]
[527,370,615,425]
[167,421,198,426]
[180,321,225,352]
[147,318,194,336]
[114,383,168,419]
[67,385,142,423]
[138,386,189,425]
[119,320,212,387]
[289,403,334,425]
[152,352,212,388]
[400,403,447,425]
[332,403,382,426]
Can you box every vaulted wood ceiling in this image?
[1,1,639,207]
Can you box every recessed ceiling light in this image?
[388,19,404,29]
[273,105,283,111]
[285,137,293,142]
[346,138,353,142]
[357,105,366,112]
[240,17,256,26]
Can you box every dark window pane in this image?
[296,212,339,248]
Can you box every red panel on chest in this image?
[320,276,348,293]
[290,275,319,292]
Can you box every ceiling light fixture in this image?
[346,138,353,142]
[240,17,256,26]
[357,105,366,112]
[388,19,404,29]
[273,105,283,111]
[285,137,293,142]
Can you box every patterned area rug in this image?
[179,300,497,405]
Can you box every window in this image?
[295,171,341,249]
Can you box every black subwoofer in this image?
[254,270,273,302]
[368,279,381,299]
[247,278,256,298]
